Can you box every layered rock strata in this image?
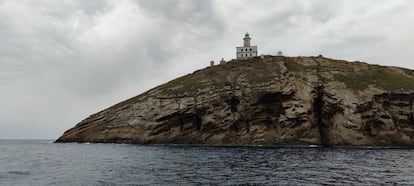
[56,56,414,147]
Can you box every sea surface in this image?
[1,140,414,185]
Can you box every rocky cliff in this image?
[56,56,414,147]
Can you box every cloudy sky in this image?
[1,0,414,139]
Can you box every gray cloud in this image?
[1,0,414,139]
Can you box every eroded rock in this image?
[56,56,414,147]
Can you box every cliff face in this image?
[56,56,414,147]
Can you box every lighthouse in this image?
[236,32,258,59]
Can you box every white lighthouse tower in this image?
[236,32,258,59]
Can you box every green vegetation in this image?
[105,55,414,111]
[285,57,306,71]
[159,57,281,95]
[285,56,357,72]
[334,65,414,91]
[283,56,414,91]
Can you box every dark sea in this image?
[1,140,414,185]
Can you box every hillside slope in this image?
[56,56,414,147]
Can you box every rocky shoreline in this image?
[56,56,414,147]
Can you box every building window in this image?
[250,48,252,51]
[250,54,252,57]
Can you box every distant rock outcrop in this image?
[56,56,414,147]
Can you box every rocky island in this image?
[56,55,414,147]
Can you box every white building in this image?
[220,58,226,64]
[210,60,215,67]
[236,32,258,59]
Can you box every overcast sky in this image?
[1,0,414,139]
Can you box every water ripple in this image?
[1,140,414,185]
